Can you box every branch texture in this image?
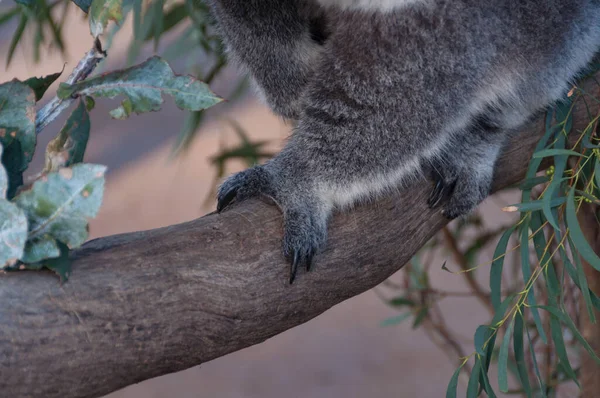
[0,79,597,398]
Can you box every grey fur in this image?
[209,0,600,282]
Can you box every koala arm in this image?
[207,0,327,118]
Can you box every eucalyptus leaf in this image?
[40,241,71,281]
[566,187,600,272]
[89,0,123,38]
[532,148,583,158]
[23,71,63,102]
[72,0,94,13]
[15,164,106,249]
[513,314,532,397]
[21,235,61,264]
[0,199,28,268]
[45,99,91,172]
[0,144,7,197]
[498,317,514,392]
[58,56,222,118]
[0,80,36,170]
[446,361,464,398]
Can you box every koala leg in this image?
[427,116,509,219]
[207,0,328,118]
[217,158,330,283]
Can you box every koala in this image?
[208,0,600,282]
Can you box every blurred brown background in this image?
[0,7,521,397]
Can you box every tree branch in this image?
[0,78,597,398]
[35,39,106,135]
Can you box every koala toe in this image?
[217,166,273,212]
[282,206,328,283]
[440,173,492,220]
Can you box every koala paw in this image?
[427,165,491,220]
[217,166,273,212]
[281,206,328,283]
[217,166,329,283]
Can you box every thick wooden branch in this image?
[0,80,597,398]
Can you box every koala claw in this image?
[288,245,316,284]
[427,175,456,209]
[217,186,238,213]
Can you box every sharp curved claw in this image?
[217,187,238,213]
[306,248,315,272]
[290,251,300,284]
[428,180,445,208]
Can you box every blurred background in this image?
[0,2,534,397]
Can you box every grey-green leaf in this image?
[89,0,124,38]
[57,56,222,118]
[23,71,63,102]
[21,235,61,264]
[0,198,28,268]
[498,317,514,392]
[0,143,7,197]
[15,164,106,249]
[72,0,94,13]
[566,187,600,272]
[45,99,91,172]
[0,79,36,170]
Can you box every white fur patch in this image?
[316,0,424,12]
[316,134,449,209]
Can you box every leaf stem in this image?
[35,38,106,135]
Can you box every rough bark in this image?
[0,80,596,398]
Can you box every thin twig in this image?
[35,38,106,134]
[441,226,495,314]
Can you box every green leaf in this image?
[1,141,25,199]
[541,180,563,231]
[519,175,550,191]
[466,358,481,398]
[566,187,600,272]
[536,305,600,364]
[89,0,123,38]
[513,314,532,397]
[388,297,415,307]
[40,241,71,281]
[568,235,597,321]
[72,0,93,13]
[45,99,91,172]
[508,197,566,212]
[543,131,568,231]
[446,361,464,398]
[14,0,35,7]
[498,317,514,393]
[474,325,491,356]
[15,164,106,249]
[1,143,28,266]
[520,222,548,343]
[0,80,37,171]
[0,144,6,196]
[0,199,28,268]
[412,307,428,329]
[532,149,583,158]
[23,71,63,102]
[58,56,222,118]
[549,314,578,384]
[6,12,27,67]
[490,226,516,310]
[478,364,497,398]
[525,322,546,393]
[21,235,61,263]
[380,312,412,327]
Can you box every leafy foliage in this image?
[57,56,222,119]
[0,0,224,278]
[89,0,123,38]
